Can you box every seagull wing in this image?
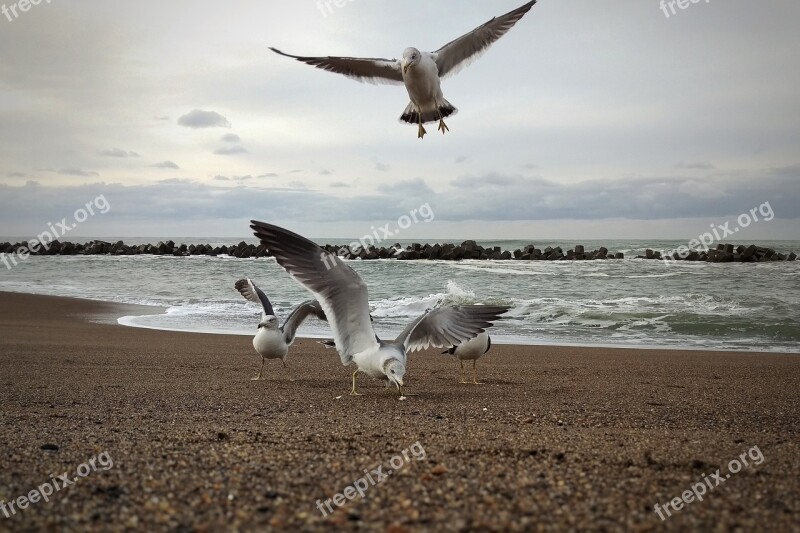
[250,221,379,365]
[395,305,510,352]
[281,300,327,345]
[270,47,404,85]
[433,0,537,79]
[235,278,274,318]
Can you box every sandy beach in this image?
[0,291,798,531]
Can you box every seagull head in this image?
[402,47,420,74]
[257,315,278,330]
[384,358,406,395]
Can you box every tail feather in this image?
[400,99,458,125]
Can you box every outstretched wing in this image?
[235,278,274,317]
[282,300,327,345]
[433,1,537,79]
[250,221,380,366]
[270,47,404,85]
[396,305,510,352]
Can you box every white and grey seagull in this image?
[269,1,538,138]
[249,221,510,397]
[235,278,326,381]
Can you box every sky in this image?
[1,0,799,240]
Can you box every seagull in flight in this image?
[443,332,494,384]
[270,1,538,138]
[249,221,510,397]
[235,278,326,381]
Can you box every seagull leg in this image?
[417,114,427,139]
[350,369,362,396]
[283,359,296,382]
[459,360,467,384]
[472,360,484,385]
[437,110,449,134]
[251,356,265,381]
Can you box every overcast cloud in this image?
[1,0,798,239]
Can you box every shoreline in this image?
[1,291,799,530]
[3,289,796,355]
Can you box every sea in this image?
[2,238,799,353]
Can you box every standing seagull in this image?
[443,332,493,384]
[270,1,538,138]
[235,279,326,381]
[249,221,510,397]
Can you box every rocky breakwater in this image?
[637,244,797,263]
[0,240,795,263]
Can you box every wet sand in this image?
[0,291,798,531]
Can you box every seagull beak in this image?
[403,60,410,74]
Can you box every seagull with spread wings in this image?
[270,1,538,138]
[249,221,510,398]
[235,279,327,381]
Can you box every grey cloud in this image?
[150,161,180,170]
[99,148,140,158]
[58,168,99,177]
[451,175,513,187]
[1,170,798,232]
[220,133,241,143]
[258,173,278,178]
[178,109,231,129]
[676,161,715,170]
[377,178,435,198]
[213,146,248,155]
[375,162,389,172]
[330,181,350,188]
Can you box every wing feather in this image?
[434,1,537,79]
[270,47,404,85]
[396,305,510,352]
[235,278,274,317]
[282,300,327,345]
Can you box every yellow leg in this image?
[417,113,427,139]
[350,369,362,396]
[472,360,483,385]
[251,357,265,381]
[459,360,467,384]
[437,110,449,134]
